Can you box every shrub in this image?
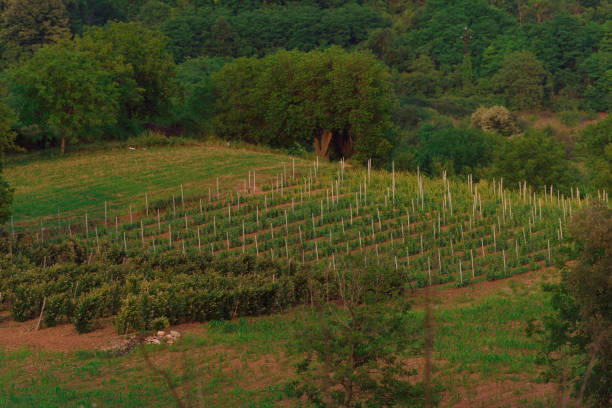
[73,291,100,334]
[151,316,170,331]
[470,106,519,136]
[10,283,43,322]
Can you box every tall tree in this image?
[7,45,118,154]
[493,50,548,110]
[1,0,70,60]
[72,22,178,124]
[213,47,395,164]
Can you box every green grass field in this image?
[3,143,322,224]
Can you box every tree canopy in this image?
[213,47,395,164]
[7,45,119,153]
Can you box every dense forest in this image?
[0,0,611,220]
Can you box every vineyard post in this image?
[123,232,127,252]
[392,161,395,203]
[547,239,551,263]
[470,249,474,278]
[115,217,118,241]
[95,226,99,252]
[145,193,149,216]
[85,212,88,238]
[157,209,161,233]
[459,260,463,284]
[169,224,172,248]
[140,220,144,248]
[104,201,107,227]
[503,250,506,275]
[197,228,201,253]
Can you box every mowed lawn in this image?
[4,144,315,225]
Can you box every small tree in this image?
[287,266,423,407]
[470,105,519,136]
[7,45,118,153]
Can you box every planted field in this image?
[1,146,596,335]
[11,150,583,285]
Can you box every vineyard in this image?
[1,156,605,334]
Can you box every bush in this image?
[470,106,518,136]
[116,294,146,334]
[151,316,170,331]
[10,283,43,322]
[73,291,100,334]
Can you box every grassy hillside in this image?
[3,143,325,224]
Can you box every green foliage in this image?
[492,50,548,110]
[0,94,16,222]
[174,56,227,134]
[6,45,119,153]
[288,268,422,407]
[151,316,170,331]
[405,0,517,73]
[213,47,395,164]
[414,124,500,177]
[73,22,178,124]
[0,0,70,61]
[540,202,611,406]
[491,130,575,192]
[9,282,43,322]
[578,116,612,193]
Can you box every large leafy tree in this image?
[1,0,70,60]
[7,45,118,153]
[213,47,395,164]
[491,130,575,192]
[493,50,548,110]
[414,124,500,177]
[72,22,178,125]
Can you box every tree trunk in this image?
[60,135,66,154]
[314,129,333,158]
